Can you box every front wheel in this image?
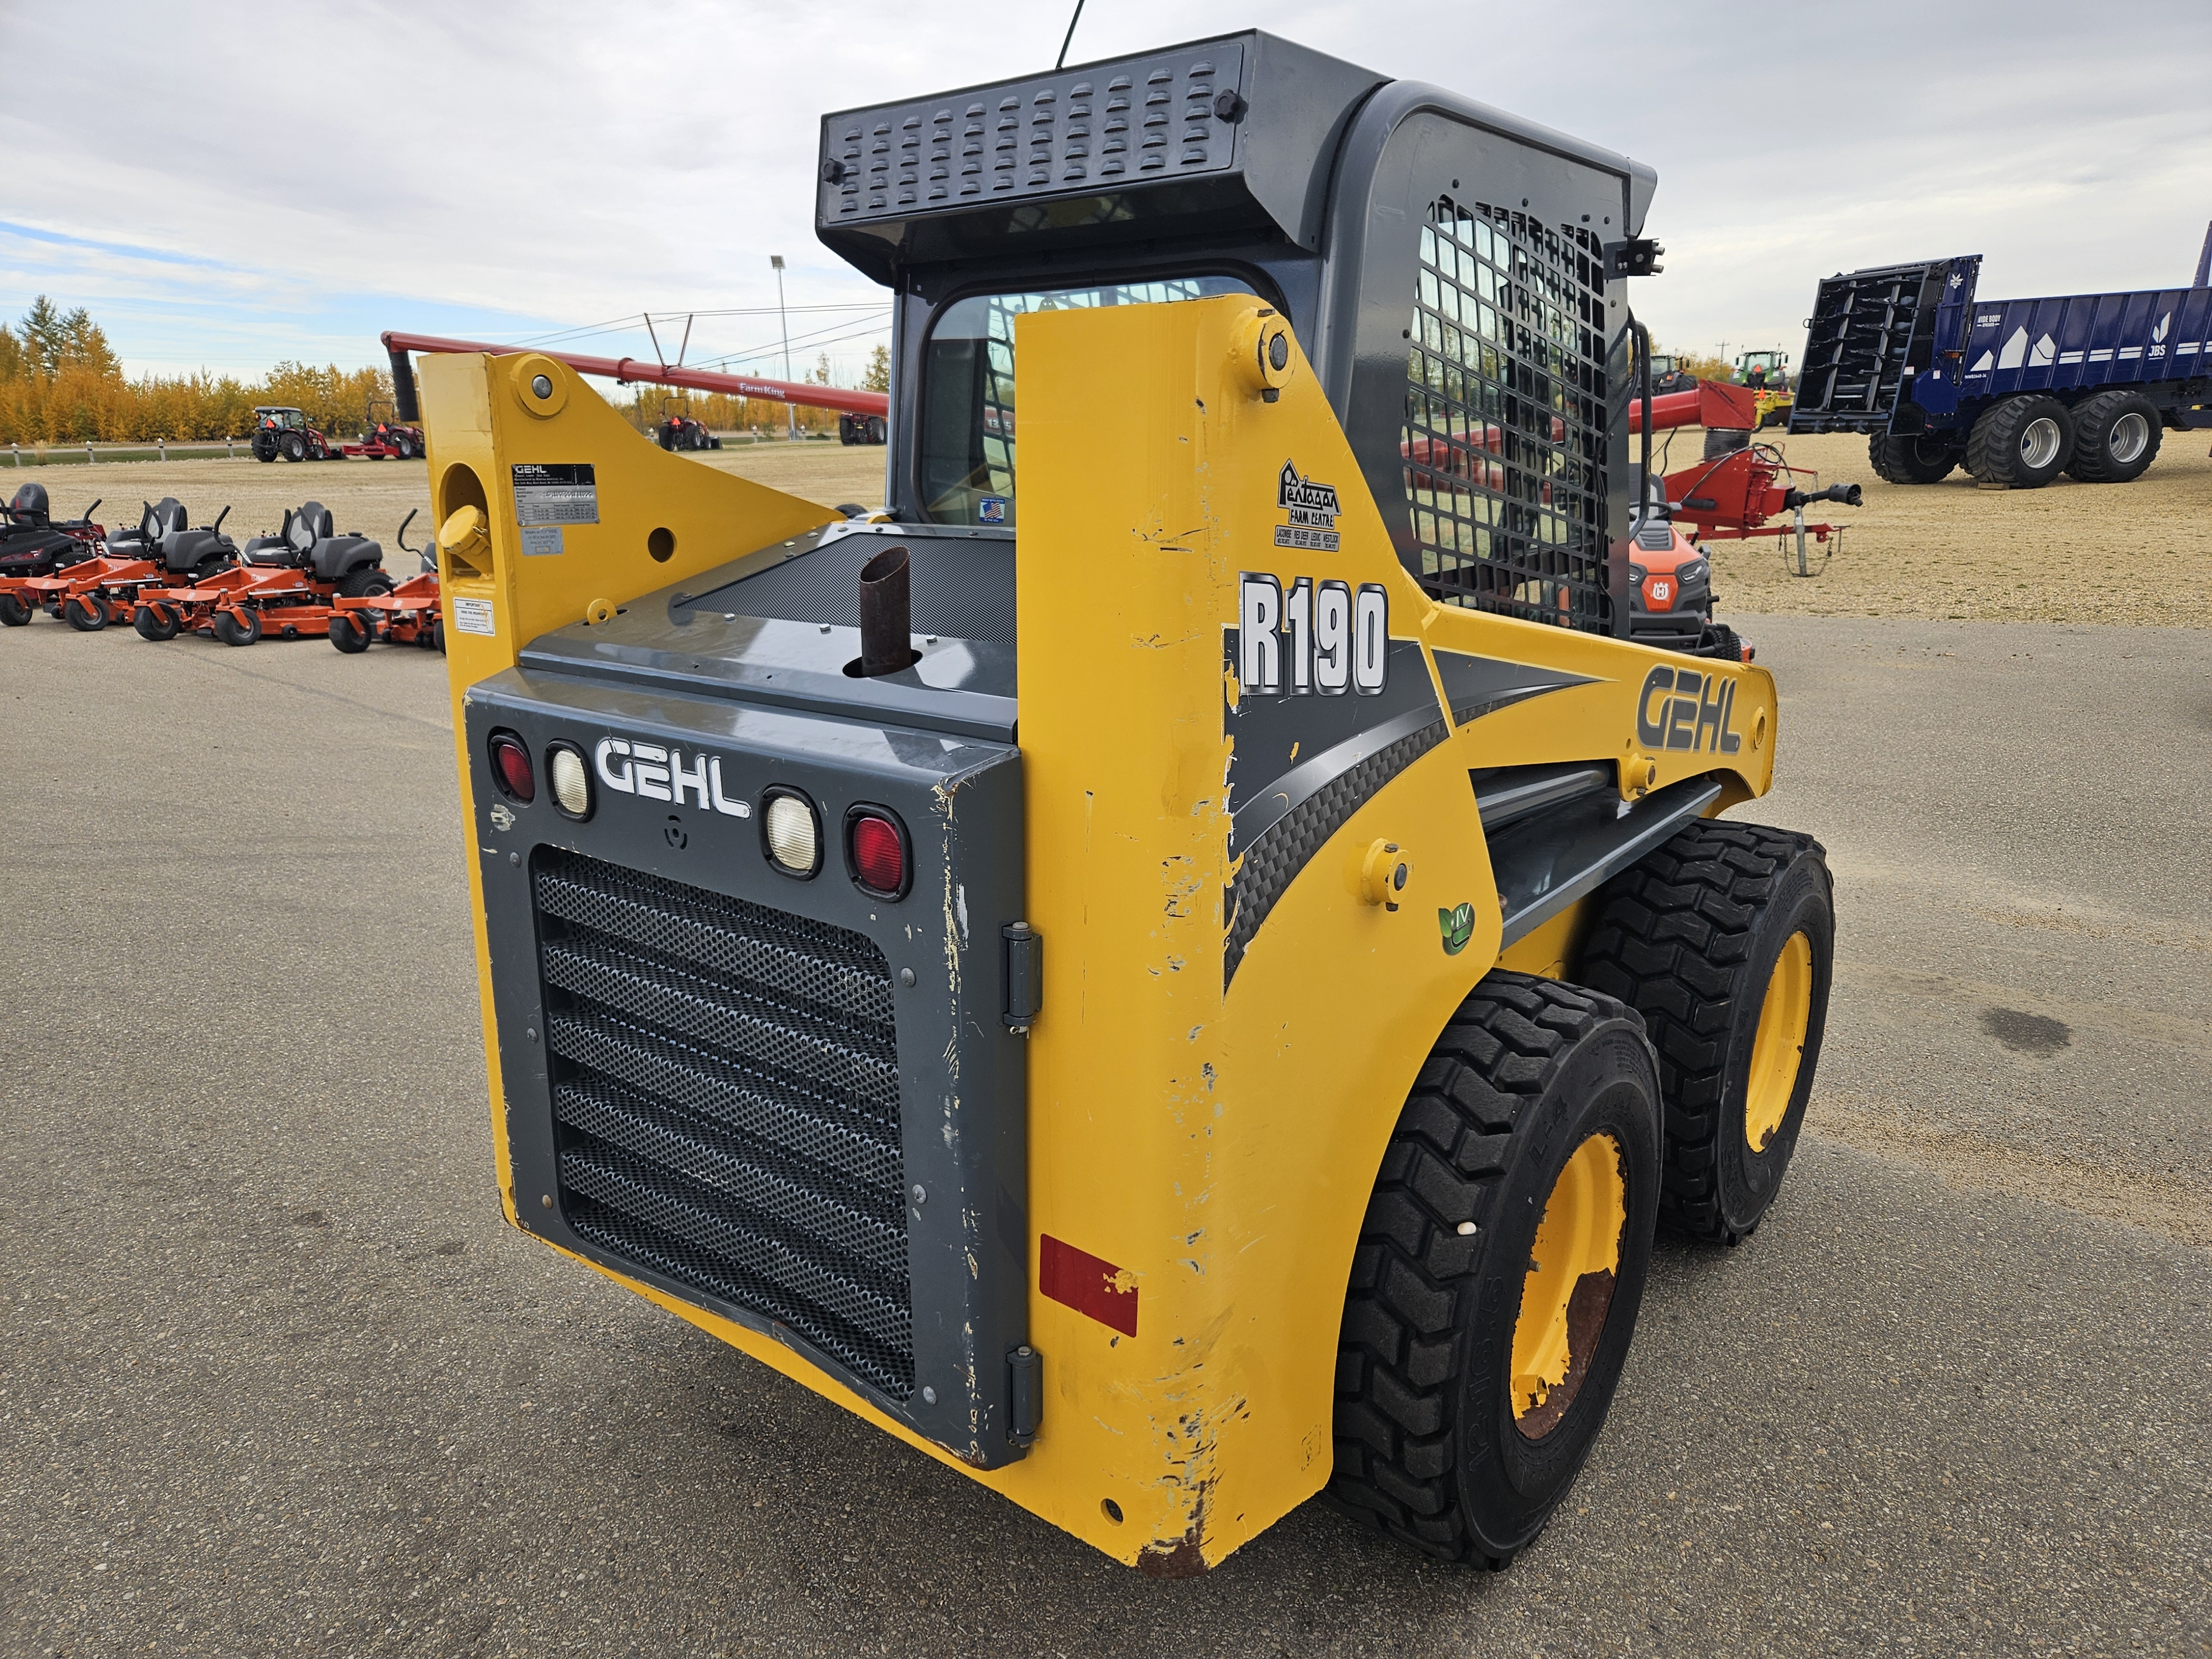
[133,603,180,641]
[63,593,109,632]
[1580,822,1834,1244]
[1329,973,1662,1567]
[0,593,29,627]
[328,613,371,653]
[212,606,262,646]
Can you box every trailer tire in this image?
[2065,390,2161,484]
[133,603,180,641]
[1702,427,1751,459]
[329,613,371,653]
[1866,432,1961,485]
[212,607,262,646]
[63,593,109,632]
[1578,821,1833,1246]
[0,593,28,627]
[1328,972,1661,1568]
[1966,395,2073,488]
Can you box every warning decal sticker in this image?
[451,596,495,637]
[512,463,598,526]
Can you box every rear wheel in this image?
[63,593,109,632]
[1966,395,2073,488]
[1702,427,1751,460]
[0,593,28,627]
[1329,972,1662,1567]
[337,566,393,599]
[212,606,262,646]
[2065,389,2161,483]
[280,432,306,463]
[1867,432,1962,484]
[1579,822,1834,1244]
[133,603,180,641]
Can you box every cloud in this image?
[1,0,2205,377]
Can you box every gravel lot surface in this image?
[2,609,2206,1656]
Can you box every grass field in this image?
[18,427,2207,627]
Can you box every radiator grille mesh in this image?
[533,850,912,1397]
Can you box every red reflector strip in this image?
[1039,1234,1138,1337]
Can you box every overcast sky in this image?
[2,1,2207,383]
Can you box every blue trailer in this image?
[1788,225,2212,487]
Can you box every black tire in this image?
[0,593,28,627]
[336,566,392,600]
[191,555,228,583]
[212,607,262,647]
[1579,822,1834,1246]
[431,619,445,655]
[2064,389,2161,484]
[392,437,415,460]
[1702,427,1751,460]
[133,603,180,641]
[328,613,370,653]
[1866,432,1962,485]
[280,432,306,463]
[63,593,109,632]
[1329,972,1662,1567]
[252,432,278,463]
[1965,395,2073,488]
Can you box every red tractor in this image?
[653,399,722,451]
[342,398,426,461]
[249,405,342,463]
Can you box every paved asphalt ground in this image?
[3,612,2207,1657]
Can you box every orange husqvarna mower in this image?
[132,500,390,644]
[12,497,235,631]
[0,484,108,625]
[329,511,442,653]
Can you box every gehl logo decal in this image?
[1275,460,1342,552]
[1238,573,1388,697]
[1637,665,1743,754]
[595,737,752,816]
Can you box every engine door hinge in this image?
[1002,921,1041,1032]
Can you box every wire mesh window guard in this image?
[1402,197,1613,632]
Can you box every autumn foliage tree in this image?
[0,298,394,446]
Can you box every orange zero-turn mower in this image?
[330,511,442,653]
[15,498,236,632]
[132,499,390,644]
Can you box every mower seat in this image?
[245,502,329,568]
[7,481,51,525]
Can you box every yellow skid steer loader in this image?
[404,29,1833,1576]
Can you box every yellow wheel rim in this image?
[1511,1134,1626,1439]
[1744,931,1814,1154]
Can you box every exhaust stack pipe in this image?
[858,545,913,676]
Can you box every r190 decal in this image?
[1238,573,1387,697]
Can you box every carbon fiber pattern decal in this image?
[1223,717,1449,988]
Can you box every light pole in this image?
[771,254,797,441]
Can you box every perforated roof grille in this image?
[1402,197,1613,633]
[533,849,912,1398]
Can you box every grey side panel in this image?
[465,669,1031,1468]
[1431,647,1592,726]
[1489,776,1721,946]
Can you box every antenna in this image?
[1055,0,1086,70]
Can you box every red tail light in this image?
[489,732,535,802]
[847,809,907,898]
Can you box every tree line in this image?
[0,298,395,446]
[0,299,894,447]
